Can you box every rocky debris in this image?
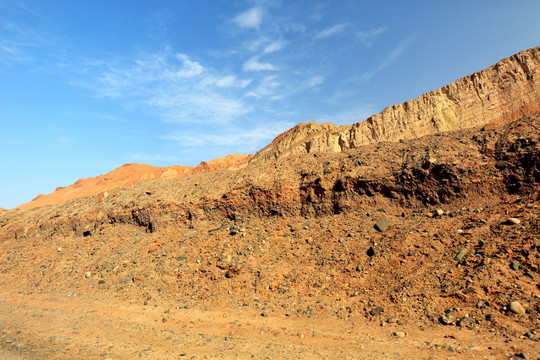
[0,47,539,360]
[392,331,406,338]
[511,261,520,271]
[508,301,526,315]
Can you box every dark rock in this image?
[510,261,520,271]
[458,316,472,327]
[370,306,383,316]
[439,313,456,325]
[374,217,391,232]
[366,247,375,257]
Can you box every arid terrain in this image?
[0,46,539,359]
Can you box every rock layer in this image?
[251,45,540,164]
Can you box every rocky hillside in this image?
[251,45,540,164]
[0,47,539,359]
[16,154,250,210]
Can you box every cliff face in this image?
[251,45,540,164]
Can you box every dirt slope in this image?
[0,47,539,359]
[16,154,250,210]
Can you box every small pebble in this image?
[393,331,406,338]
[508,301,525,315]
[370,306,383,316]
[506,217,520,225]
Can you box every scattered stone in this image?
[393,331,406,338]
[225,266,241,278]
[370,307,383,316]
[524,271,535,280]
[366,247,376,257]
[386,317,397,323]
[162,317,167,323]
[505,218,521,225]
[439,313,456,325]
[508,301,526,315]
[85,271,91,278]
[485,314,495,321]
[436,209,444,216]
[458,316,472,327]
[57,247,62,252]
[454,249,468,261]
[510,261,520,271]
[374,217,391,232]
[425,212,434,218]
[98,279,105,284]
[515,352,529,360]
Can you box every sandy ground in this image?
[1,288,534,359]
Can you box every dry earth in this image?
[1,114,539,359]
[1,46,540,359]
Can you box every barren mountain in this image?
[16,154,250,210]
[252,45,540,164]
[0,46,539,359]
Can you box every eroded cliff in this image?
[251,45,540,164]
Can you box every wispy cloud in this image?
[216,75,252,88]
[356,26,387,47]
[81,49,252,124]
[243,55,276,71]
[244,75,281,98]
[308,75,325,87]
[233,7,264,29]
[315,23,347,39]
[263,39,286,54]
[126,152,178,164]
[162,120,295,148]
[361,35,415,80]
[313,105,377,125]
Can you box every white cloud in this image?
[162,120,295,148]
[243,56,276,71]
[356,26,387,47]
[361,35,415,80]
[88,49,251,124]
[313,105,377,126]
[263,39,287,54]
[216,75,252,88]
[234,7,264,29]
[308,75,325,87]
[244,75,281,98]
[315,24,347,39]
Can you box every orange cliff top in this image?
[16,154,251,211]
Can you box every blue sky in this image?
[1,0,539,209]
